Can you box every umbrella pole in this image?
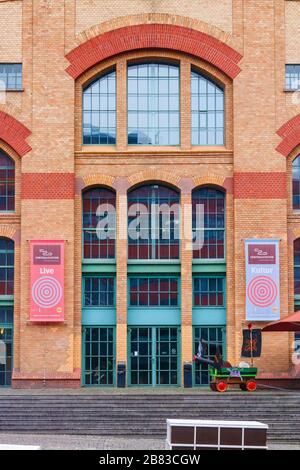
[250,327,254,367]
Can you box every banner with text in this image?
[245,239,280,321]
[30,240,64,322]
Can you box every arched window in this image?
[127,63,180,145]
[293,155,300,210]
[191,70,224,146]
[82,187,116,259]
[82,69,116,145]
[294,239,300,295]
[128,184,180,260]
[0,238,14,295]
[0,150,15,212]
[192,187,225,260]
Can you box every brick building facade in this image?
[0,0,299,388]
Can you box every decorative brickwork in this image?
[0,111,31,157]
[234,172,287,199]
[276,114,300,157]
[66,24,242,79]
[22,173,75,199]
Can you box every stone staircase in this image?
[0,391,299,443]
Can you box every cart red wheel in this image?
[216,381,227,393]
[210,383,217,391]
[246,380,257,392]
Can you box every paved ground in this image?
[0,433,298,450]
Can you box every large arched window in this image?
[191,70,224,146]
[0,238,14,295]
[192,187,225,260]
[82,187,116,259]
[0,151,15,212]
[82,69,116,145]
[293,155,300,210]
[128,184,180,260]
[127,63,180,146]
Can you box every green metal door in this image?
[82,326,115,386]
[129,327,180,386]
[193,326,226,386]
[0,306,13,387]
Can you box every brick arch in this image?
[74,13,237,52]
[0,111,31,157]
[66,23,242,80]
[0,226,17,241]
[128,169,181,191]
[193,174,228,190]
[82,174,116,191]
[276,114,300,157]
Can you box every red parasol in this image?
[262,311,300,332]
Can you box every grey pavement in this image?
[0,433,298,450]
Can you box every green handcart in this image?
[209,366,258,392]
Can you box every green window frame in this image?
[128,276,179,307]
[82,326,115,387]
[83,276,115,307]
[0,238,14,297]
[193,276,225,307]
[0,305,13,387]
[82,69,116,145]
[128,326,180,387]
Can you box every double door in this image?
[129,327,180,386]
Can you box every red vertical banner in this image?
[30,240,65,322]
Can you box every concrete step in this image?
[0,392,298,443]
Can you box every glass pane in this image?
[127,63,180,146]
[191,70,224,146]
[83,70,116,145]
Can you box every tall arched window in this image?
[293,155,300,210]
[128,184,180,260]
[82,187,116,259]
[191,70,224,146]
[127,63,180,145]
[82,69,116,145]
[0,238,14,295]
[192,187,225,260]
[294,239,300,295]
[0,151,15,212]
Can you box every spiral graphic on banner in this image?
[32,276,62,309]
[248,276,277,307]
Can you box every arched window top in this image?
[127,62,180,146]
[82,187,116,260]
[191,69,224,146]
[192,187,225,260]
[83,186,116,201]
[0,150,14,168]
[0,150,15,212]
[128,183,180,260]
[292,155,300,210]
[192,186,225,198]
[128,183,179,201]
[83,69,116,145]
